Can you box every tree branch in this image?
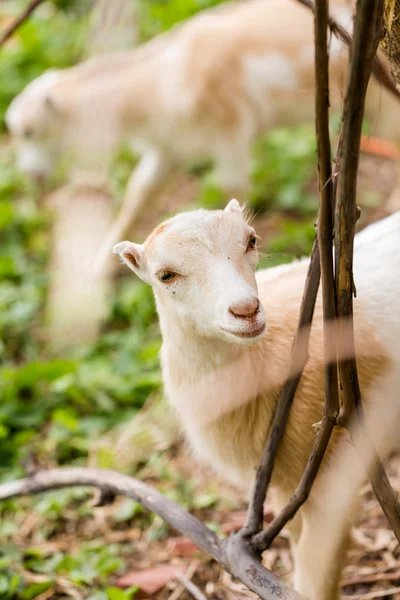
[0,467,304,600]
[295,0,400,103]
[334,0,400,542]
[0,0,47,48]
[335,2,383,422]
[249,0,339,552]
[246,0,400,555]
[243,236,321,536]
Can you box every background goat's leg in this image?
[213,137,252,203]
[94,150,171,275]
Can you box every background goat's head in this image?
[5,70,64,181]
[114,199,266,344]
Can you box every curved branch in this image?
[0,467,223,562]
[0,0,46,48]
[0,467,304,600]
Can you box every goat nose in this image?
[229,297,259,319]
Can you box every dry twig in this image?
[0,0,46,47]
[174,572,207,600]
[348,587,400,600]
[168,560,201,600]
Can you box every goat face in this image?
[114,199,267,344]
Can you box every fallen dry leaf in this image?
[116,566,182,594]
[221,507,274,535]
[167,537,203,558]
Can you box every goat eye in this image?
[247,235,257,251]
[159,270,176,283]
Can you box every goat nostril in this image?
[253,298,260,315]
[229,298,260,319]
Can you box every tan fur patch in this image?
[144,221,170,249]
[200,270,391,500]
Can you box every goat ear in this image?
[224,198,244,214]
[113,241,150,284]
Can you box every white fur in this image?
[114,204,400,599]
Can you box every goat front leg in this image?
[93,150,171,276]
[213,138,252,204]
[292,508,351,600]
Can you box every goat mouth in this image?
[221,322,266,339]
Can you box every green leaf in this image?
[0,202,14,230]
[113,499,142,522]
[106,587,131,600]
[21,581,53,599]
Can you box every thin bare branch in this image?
[249,0,339,551]
[0,467,223,560]
[334,0,400,541]
[0,0,46,48]
[335,0,383,422]
[0,467,304,600]
[174,572,207,600]
[243,236,321,536]
[251,413,336,551]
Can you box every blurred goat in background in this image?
[5,0,400,350]
[4,0,140,349]
[7,0,400,281]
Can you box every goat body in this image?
[114,203,400,599]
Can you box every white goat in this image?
[6,0,400,274]
[114,201,400,600]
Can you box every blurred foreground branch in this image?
[0,0,46,47]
